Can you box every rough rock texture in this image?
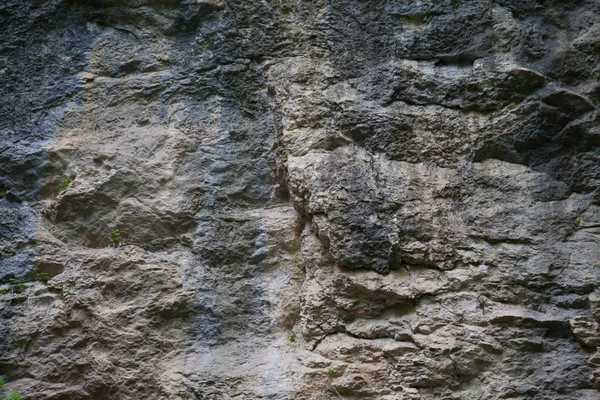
[1,0,600,399]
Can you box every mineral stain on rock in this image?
[1,0,600,399]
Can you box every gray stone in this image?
[1,0,599,399]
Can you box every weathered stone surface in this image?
[1,0,600,399]
[571,316,600,347]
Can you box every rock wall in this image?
[1,0,600,399]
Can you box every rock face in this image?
[1,0,600,399]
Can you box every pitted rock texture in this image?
[1,0,600,399]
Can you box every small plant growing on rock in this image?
[327,367,335,379]
[324,368,345,399]
[35,272,50,282]
[8,279,26,293]
[110,229,121,247]
[1,392,20,400]
[58,177,71,193]
[289,330,296,342]
[0,376,21,400]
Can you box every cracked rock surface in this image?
[1,0,600,399]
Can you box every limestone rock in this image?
[570,316,600,348]
[1,0,600,399]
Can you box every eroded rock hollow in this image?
[2,0,600,399]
